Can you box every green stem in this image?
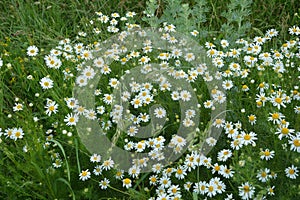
[108,185,131,196]
[75,137,81,174]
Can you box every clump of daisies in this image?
[3,9,298,199]
[63,11,299,199]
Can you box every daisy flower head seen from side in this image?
[90,153,101,163]
[122,178,132,188]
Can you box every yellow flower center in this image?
[289,169,295,175]
[124,178,131,184]
[275,97,282,104]
[15,131,21,137]
[215,119,222,125]
[150,177,156,182]
[244,134,251,140]
[233,140,240,146]
[280,119,286,125]
[82,171,88,176]
[281,127,289,135]
[242,85,248,90]
[214,165,220,171]
[49,105,55,111]
[264,150,270,156]
[177,169,183,174]
[243,185,250,192]
[257,101,262,107]
[201,185,205,191]
[227,129,234,135]
[248,115,255,121]
[272,113,279,119]
[166,168,172,173]
[106,96,112,100]
[293,139,300,147]
[293,90,298,95]
[261,171,267,177]
[177,137,183,143]
[269,188,274,193]
[134,99,140,105]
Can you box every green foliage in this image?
[142,0,252,42]
[143,0,210,38]
[142,0,298,43]
[220,0,252,43]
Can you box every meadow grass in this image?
[0,0,299,199]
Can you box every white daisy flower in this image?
[40,77,54,89]
[27,45,39,56]
[79,169,91,181]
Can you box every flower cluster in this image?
[0,9,299,200]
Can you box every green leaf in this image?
[55,178,75,200]
[193,192,198,200]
